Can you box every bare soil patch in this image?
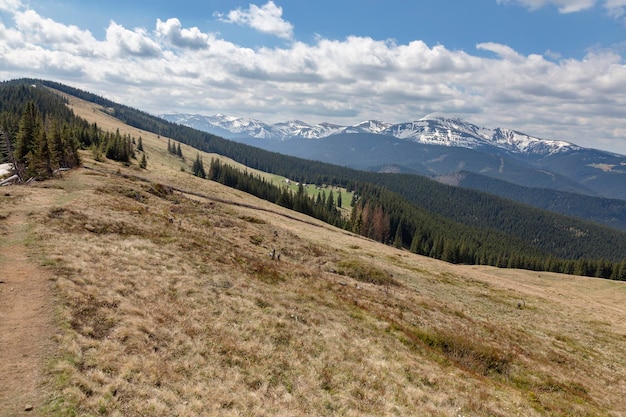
[0,190,57,415]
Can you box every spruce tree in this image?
[31,128,52,177]
[192,153,205,178]
[176,142,183,158]
[326,190,335,212]
[14,101,41,175]
[393,220,403,249]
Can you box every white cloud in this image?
[215,1,293,39]
[0,0,22,13]
[13,9,98,55]
[1,5,626,153]
[605,0,626,18]
[105,21,162,58]
[155,18,210,49]
[496,0,596,13]
[477,42,525,62]
[497,0,626,16]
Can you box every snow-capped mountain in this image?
[160,112,625,200]
[160,113,580,156]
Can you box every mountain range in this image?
[161,113,626,201]
[161,113,579,155]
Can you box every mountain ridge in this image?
[161,112,588,157]
[161,112,626,201]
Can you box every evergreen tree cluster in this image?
[0,80,149,178]
[167,139,183,159]
[192,153,206,178]
[350,184,626,280]
[0,81,83,175]
[104,129,135,163]
[207,159,344,227]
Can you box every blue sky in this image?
[2,0,626,153]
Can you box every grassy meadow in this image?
[1,92,625,416]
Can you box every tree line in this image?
[204,158,345,227]
[349,183,626,280]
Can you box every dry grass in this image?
[5,92,625,416]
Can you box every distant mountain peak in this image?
[160,112,581,156]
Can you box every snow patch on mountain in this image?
[160,113,581,156]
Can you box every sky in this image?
[2,1,626,154]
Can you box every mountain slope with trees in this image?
[4,78,626,279]
[438,170,626,231]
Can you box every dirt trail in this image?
[0,193,55,416]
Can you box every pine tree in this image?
[326,190,335,212]
[137,136,144,151]
[139,153,147,169]
[31,128,52,177]
[192,153,205,178]
[410,231,421,253]
[393,220,404,248]
[48,119,64,169]
[62,123,80,168]
[176,142,183,158]
[14,101,42,177]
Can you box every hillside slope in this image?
[35,80,626,269]
[1,90,625,416]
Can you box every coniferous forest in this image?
[2,78,626,280]
[0,81,147,180]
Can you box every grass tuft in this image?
[336,259,398,286]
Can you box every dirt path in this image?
[0,196,55,415]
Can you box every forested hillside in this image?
[0,82,81,179]
[0,80,149,180]
[4,78,626,279]
[439,171,626,231]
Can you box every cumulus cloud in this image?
[477,42,524,62]
[105,21,162,58]
[0,0,22,13]
[155,18,210,49]
[13,10,98,55]
[215,1,293,39]
[1,4,626,153]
